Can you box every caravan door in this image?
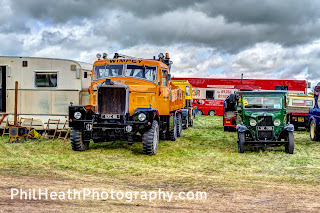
[0,66,6,112]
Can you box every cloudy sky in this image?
[1,0,320,86]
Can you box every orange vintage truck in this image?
[68,53,184,155]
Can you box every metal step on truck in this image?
[68,52,186,155]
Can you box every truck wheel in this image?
[285,132,294,154]
[310,119,320,141]
[177,113,182,137]
[238,132,245,153]
[169,115,177,141]
[197,110,203,116]
[208,110,216,116]
[142,120,159,155]
[159,131,167,140]
[70,128,90,151]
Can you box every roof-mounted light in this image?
[165,53,169,58]
[96,53,101,60]
[103,53,107,59]
[158,53,164,59]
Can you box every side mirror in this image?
[167,73,171,81]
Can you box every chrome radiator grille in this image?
[98,87,126,114]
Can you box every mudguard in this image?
[133,108,159,122]
[69,105,94,128]
[236,124,249,133]
[283,124,294,132]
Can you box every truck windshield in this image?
[243,96,282,109]
[93,65,123,81]
[124,65,157,83]
[292,99,313,107]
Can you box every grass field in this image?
[1,116,320,212]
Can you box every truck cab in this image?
[172,80,195,128]
[287,94,314,130]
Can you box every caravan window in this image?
[35,72,57,87]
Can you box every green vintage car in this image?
[235,91,294,154]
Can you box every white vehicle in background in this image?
[0,56,92,130]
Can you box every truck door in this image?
[158,69,170,114]
[0,66,6,112]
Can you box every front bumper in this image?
[236,123,294,141]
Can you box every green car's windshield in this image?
[243,96,283,109]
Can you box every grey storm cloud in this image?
[5,0,320,52]
[1,0,320,85]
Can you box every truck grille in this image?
[258,131,273,140]
[257,116,273,126]
[98,87,126,114]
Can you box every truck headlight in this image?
[274,119,281,126]
[125,125,133,132]
[138,113,146,121]
[74,112,82,120]
[250,119,257,126]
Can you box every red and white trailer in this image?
[172,78,308,116]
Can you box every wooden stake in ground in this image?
[14,81,18,126]
[8,81,26,143]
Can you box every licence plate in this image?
[298,117,304,122]
[257,126,274,131]
[102,114,121,119]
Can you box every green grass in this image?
[1,116,320,189]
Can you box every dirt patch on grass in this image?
[1,175,319,212]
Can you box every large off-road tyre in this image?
[177,113,182,137]
[285,131,294,154]
[142,120,159,155]
[159,131,167,140]
[224,126,229,132]
[238,132,245,153]
[70,128,90,151]
[208,110,216,116]
[169,115,177,141]
[310,119,320,141]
